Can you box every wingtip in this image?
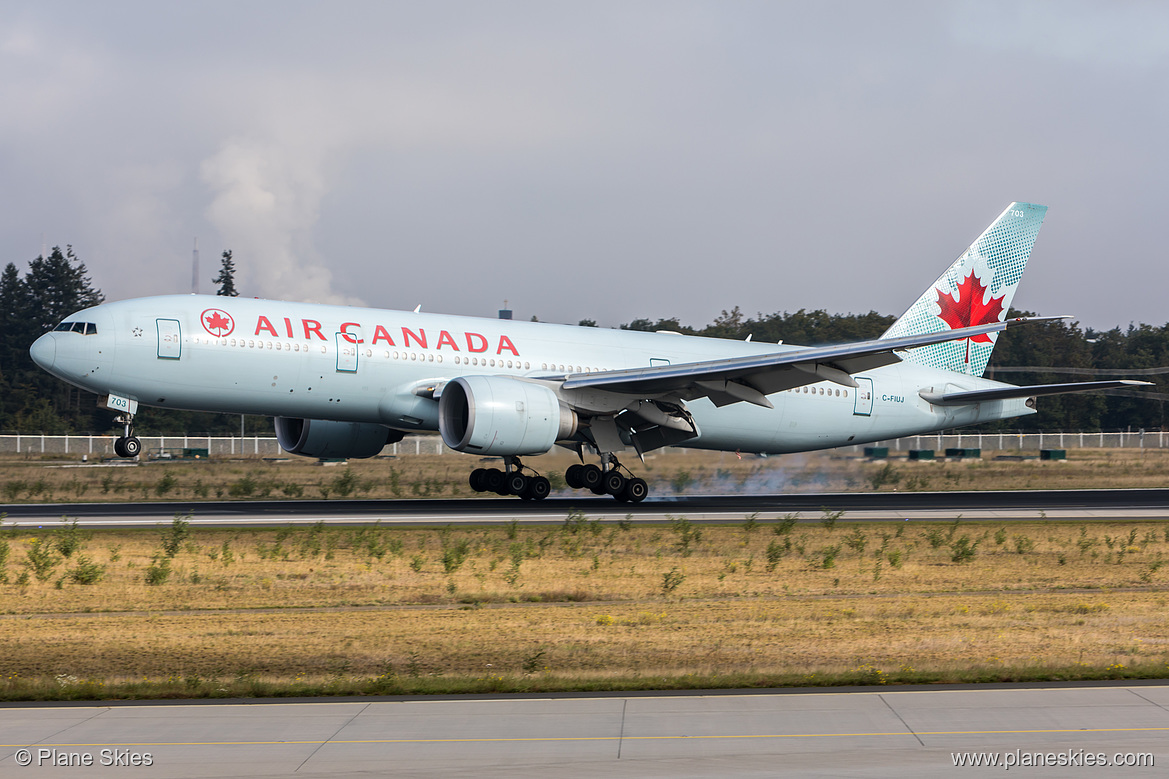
[1007,314,1074,326]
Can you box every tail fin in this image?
[881,202,1048,377]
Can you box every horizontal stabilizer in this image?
[919,380,1152,406]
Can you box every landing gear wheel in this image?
[565,464,584,489]
[469,468,488,492]
[483,468,505,494]
[113,438,127,458]
[622,477,649,503]
[524,476,551,501]
[505,473,528,496]
[580,464,602,492]
[117,436,141,458]
[603,471,626,496]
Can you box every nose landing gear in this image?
[112,414,142,458]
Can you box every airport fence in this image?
[839,430,1168,454]
[0,430,1165,458]
[0,434,447,458]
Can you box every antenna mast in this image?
[192,238,200,294]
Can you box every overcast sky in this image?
[2,1,1166,332]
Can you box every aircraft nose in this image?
[30,333,56,370]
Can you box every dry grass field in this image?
[3,503,1169,699]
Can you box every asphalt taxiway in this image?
[2,683,1165,777]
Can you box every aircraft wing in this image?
[559,316,1068,408]
[919,380,1153,406]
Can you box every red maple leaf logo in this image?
[201,308,235,337]
[935,270,1005,362]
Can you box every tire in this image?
[565,464,584,489]
[113,438,127,458]
[624,477,649,503]
[603,471,626,496]
[505,473,528,496]
[579,464,602,491]
[122,437,142,457]
[469,468,487,492]
[526,476,551,501]
[483,468,505,494]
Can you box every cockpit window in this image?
[52,321,97,335]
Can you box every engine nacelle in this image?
[438,376,577,455]
[274,418,404,459]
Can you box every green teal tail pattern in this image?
[881,202,1047,377]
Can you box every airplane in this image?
[29,202,1148,502]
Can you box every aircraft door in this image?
[853,377,873,416]
[335,332,358,373]
[156,319,181,359]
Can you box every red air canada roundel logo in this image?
[201,308,235,337]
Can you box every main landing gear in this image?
[565,456,648,503]
[112,414,142,458]
[469,457,552,501]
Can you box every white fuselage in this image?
[31,294,1032,455]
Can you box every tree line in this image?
[1,248,1165,435]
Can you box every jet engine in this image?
[438,376,577,456]
[274,418,404,459]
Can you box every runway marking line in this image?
[7,725,1169,749]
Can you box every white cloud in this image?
[200,138,361,305]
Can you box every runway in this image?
[3,488,1169,527]
[1,684,1164,777]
